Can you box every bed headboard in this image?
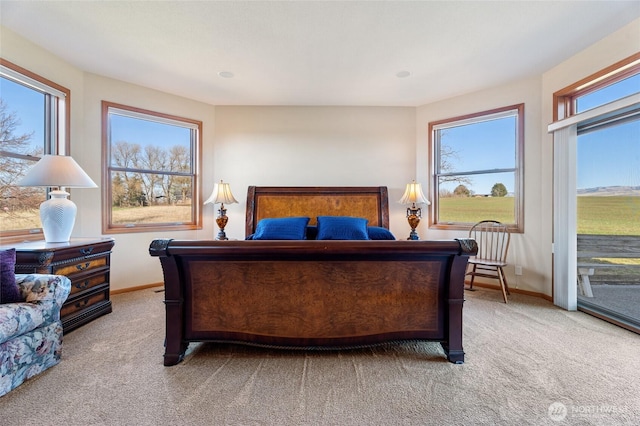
[245,186,390,237]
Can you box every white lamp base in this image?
[40,190,77,243]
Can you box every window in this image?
[554,53,640,121]
[102,102,202,233]
[429,104,524,232]
[0,59,69,242]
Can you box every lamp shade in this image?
[18,155,97,188]
[399,181,430,206]
[204,180,238,205]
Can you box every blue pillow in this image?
[252,217,310,240]
[368,226,396,240]
[316,216,369,240]
[1,248,22,304]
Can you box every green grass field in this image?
[439,197,514,225]
[440,195,640,236]
[576,196,640,235]
[440,196,640,280]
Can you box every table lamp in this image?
[18,155,98,243]
[204,180,238,240]
[399,181,430,240]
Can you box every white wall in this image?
[212,106,416,240]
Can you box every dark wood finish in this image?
[245,186,389,237]
[8,238,115,332]
[151,187,477,366]
[150,239,476,366]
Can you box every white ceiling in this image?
[1,1,639,107]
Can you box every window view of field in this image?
[438,196,514,225]
[576,105,639,327]
[111,204,192,224]
[577,196,640,235]
[0,207,40,232]
[0,81,49,235]
[106,107,198,228]
[433,106,521,227]
[577,196,639,282]
[0,203,194,231]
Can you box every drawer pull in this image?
[76,262,91,271]
[75,299,89,308]
[80,247,94,256]
[75,280,90,290]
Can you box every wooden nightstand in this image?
[10,238,115,333]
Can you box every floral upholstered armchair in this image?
[0,272,71,397]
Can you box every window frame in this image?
[101,101,203,234]
[554,52,640,121]
[428,103,525,233]
[0,58,70,243]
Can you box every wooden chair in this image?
[467,220,511,303]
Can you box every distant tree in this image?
[140,145,166,205]
[491,183,508,197]
[128,175,147,207]
[453,184,471,197]
[165,145,190,205]
[112,173,126,207]
[0,98,41,213]
[111,140,192,207]
[439,131,472,187]
[112,141,142,207]
[439,188,453,198]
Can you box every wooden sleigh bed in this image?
[149,186,477,366]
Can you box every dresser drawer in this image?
[53,256,107,276]
[61,287,109,318]
[68,271,109,297]
[8,238,114,332]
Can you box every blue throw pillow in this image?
[368,226,396,240]
[316,216,369,240]
[1,248,22,304]
[252,217,310,240]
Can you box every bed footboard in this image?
[150,239,477,366]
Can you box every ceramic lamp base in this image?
[40,190,77,243]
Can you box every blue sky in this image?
[0,77,45,153]
[578,119,639,190]
[438,115,516,195]
[2,73,638,192]
[577,73,640,190]
[109,114,191,154]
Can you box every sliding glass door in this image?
[576,116,640,331]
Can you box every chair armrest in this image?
[16,274,72,308]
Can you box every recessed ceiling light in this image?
[396,70,411,78]
[218,71,234,78]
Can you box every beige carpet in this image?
[1,288,639,425]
